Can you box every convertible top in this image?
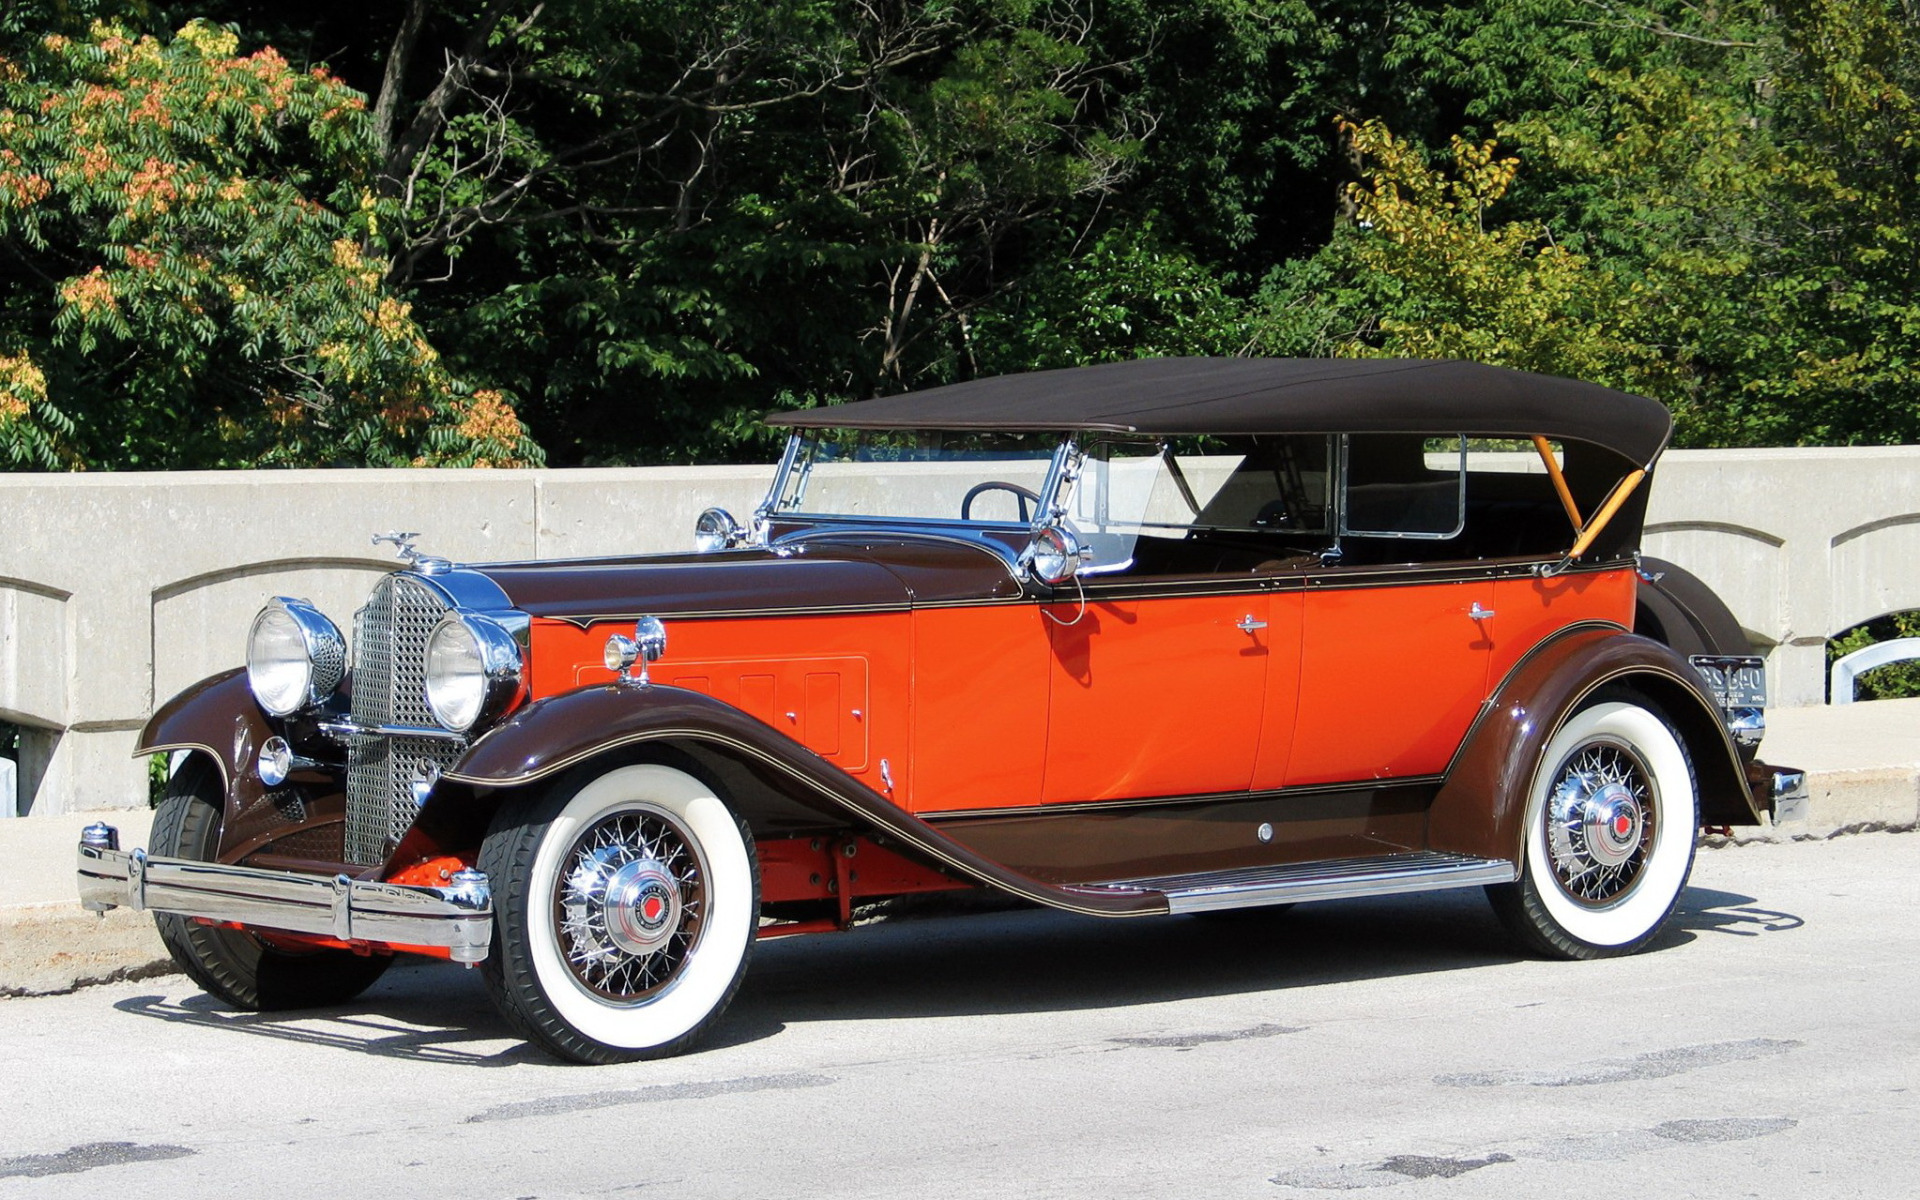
[765,357,1674,466]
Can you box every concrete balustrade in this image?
[3,446,1916,816]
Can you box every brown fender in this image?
[138,667,261,789]
[1428,626,1760,864]
[437,683,1167,918]
[135,667,354,866]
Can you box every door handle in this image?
[1469,602,1496,622]
[1237,615,1268,634]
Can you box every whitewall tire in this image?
[480,762,758,1063]
[1488,697,1698,959]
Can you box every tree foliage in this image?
[1,0,1916,469]
[0,11,539,467]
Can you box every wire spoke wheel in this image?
[553,807,708,1003]
[1487,696,1698,960]
[481,762,757,1064]
[1542,738,1658,907]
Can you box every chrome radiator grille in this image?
[344,575,465,867]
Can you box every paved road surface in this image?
[3,834,1915,1199]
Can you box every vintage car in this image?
[77,357,1804,1063]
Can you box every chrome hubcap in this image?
[554,808,705,1002]
[1544,740,1657,906]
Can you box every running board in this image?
[1089,852,1517,914]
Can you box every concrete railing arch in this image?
[1831,636,1920,704]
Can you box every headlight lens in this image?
[424,613,523,732]
[693,506,744,553]
[246,599,345,717]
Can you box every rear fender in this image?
[1635,557,1753,658]
[1429,627,1760,863]
[428,684,1166,917]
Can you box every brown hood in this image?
[477,538,1021,624]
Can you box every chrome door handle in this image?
[1469,602,1495,622]
[1237,615,1268,634]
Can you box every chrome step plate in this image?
[1092,852,1517,914]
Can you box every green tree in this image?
[0,16,540,468]
[1258,0,1920,449]
[1255,117,1664,396]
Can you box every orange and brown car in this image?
[77,357,1802,1063]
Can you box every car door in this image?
[1041,585,1273,803]
[1286,574,1493,785]
[1034,436,1317,804]
[1285,435,1494,786]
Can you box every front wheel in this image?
[479,762,758,1064]
[152,760,391,1009]
[1487,696,1698,960]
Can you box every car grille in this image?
[344,574,466,867]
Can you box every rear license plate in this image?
[1690,655,1767,708]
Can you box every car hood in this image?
[476,537,1023,624]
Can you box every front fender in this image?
[1428,627,1759,864]
[136,668,353,865]
[436,684,1167,918]
[138,667,262,791]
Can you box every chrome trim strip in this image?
[76,833,492,963]
[1094,852,1516,914]
[319,719,469,744]
[138,742,230,790]
[542,601,912,630]
[437,560,1631,626]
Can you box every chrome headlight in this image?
[246,598,345,717]
[694,506,746,553]
[1025,526,1085,586]
[424,613,524,732]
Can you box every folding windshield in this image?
[766,431,1061,526]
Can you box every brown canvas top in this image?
[765,357,1674,465]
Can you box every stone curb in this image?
[1,765,1914,998]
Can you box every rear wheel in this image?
[479,762,758,1064]
[152,760,391,1009]
[1487,696,1698,959]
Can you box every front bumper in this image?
[76,824,493,964]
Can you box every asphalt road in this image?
[3,833,1915,1200]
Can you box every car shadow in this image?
[1666,884,1805,939]
[734,888,1520,1029]
[107,880,1801,1065]
[111,963,548,1067]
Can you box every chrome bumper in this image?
[1769,766,1809,825]
[75,824,492,964]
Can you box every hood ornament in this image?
[372,531,451,574]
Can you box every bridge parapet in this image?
[3,448,1914,814]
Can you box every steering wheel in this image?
[960,481,1042,522]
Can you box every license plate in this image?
[1690,655,1767,708]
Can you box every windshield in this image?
[768,431,1062,525]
